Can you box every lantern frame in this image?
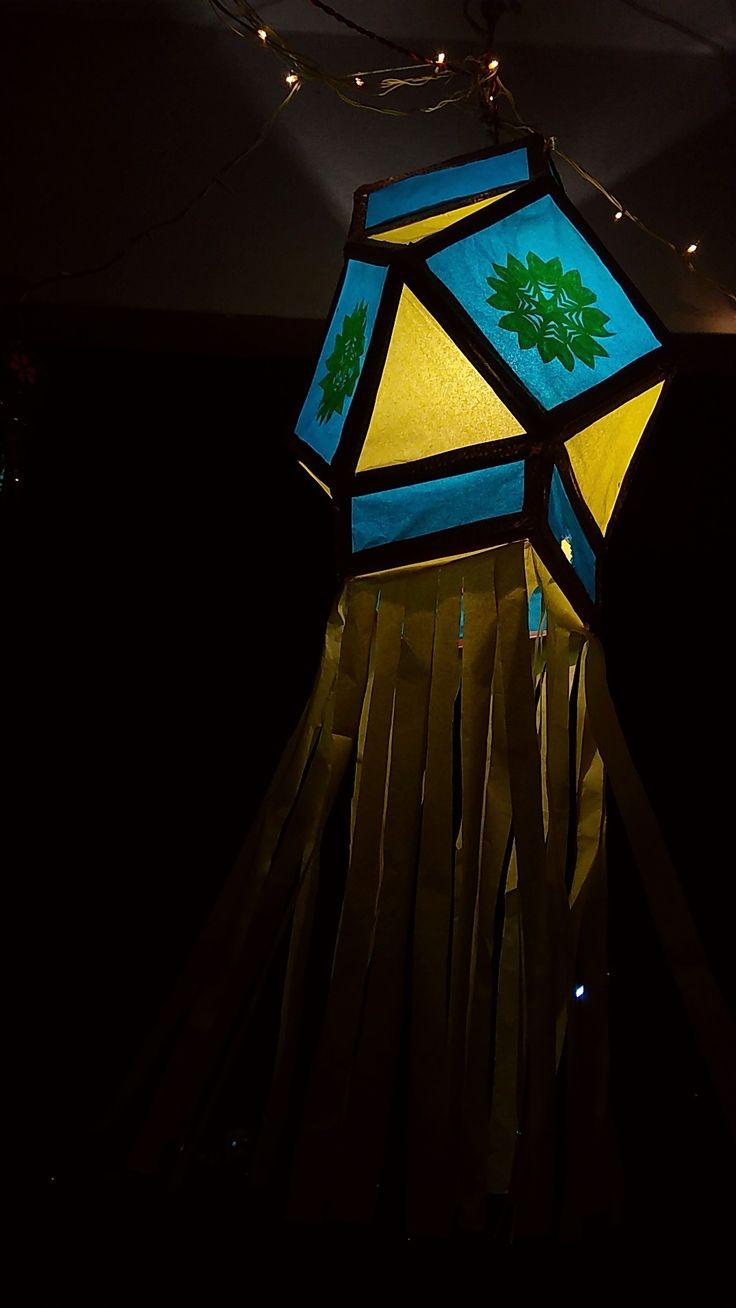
[292,135,674,628]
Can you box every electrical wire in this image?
[15,0,736,309]
[20,83,299,304]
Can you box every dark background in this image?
[6,330,734,1251]
[3,0,735,1254]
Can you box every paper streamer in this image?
[121,544,728,1240]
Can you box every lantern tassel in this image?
[122,541,734,1237]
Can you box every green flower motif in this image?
[486,252,614,372]
[317,300,369,423]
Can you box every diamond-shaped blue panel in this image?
[427,194,660,411]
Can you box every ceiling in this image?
[4,0,735,332]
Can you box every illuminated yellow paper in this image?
[299,460,332,497]
[368,191,513,245]
[565,383,664,533]
[357,287,524,472]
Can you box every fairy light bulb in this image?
[354,76,364,87]
[257,28,267,42]
[685,241,699,255]
[436,51,447,65]
[488,58,499,72]
[285,71,299,86]
[613,209,624,222]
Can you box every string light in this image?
[17,0,734,309]
[204,4,731,314]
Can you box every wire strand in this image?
[307,0,435,67]
[20,83,299,304]
[13,0,736,310]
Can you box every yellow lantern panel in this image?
[298,461,332,497]
[565,381,664,533]
[367,191,513,245]
[357,286,524,472]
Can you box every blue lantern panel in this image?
[296,260,388,464]
[365,148,530,230]
[351,461,525,553]
[547,468,596,600]
[528,586,547,635]
[427,194,660,411]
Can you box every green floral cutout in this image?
[317,300,369,423]
[486,252,614,372]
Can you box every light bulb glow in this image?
[354,76,364,87]
[575,984,585,999]
[686,241,699,255]
[436,51,446,65]
[285,72,299,85]
[613,209,624,222]
[257,28,267,42]
[488,58,499,71]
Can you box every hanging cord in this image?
[307,0,434,68]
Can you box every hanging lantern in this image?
[128,136,734,1242]
[294,135,670,624]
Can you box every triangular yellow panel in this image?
[566,382,664,534]
[368,191,513,245]
[299,461,332,498]
[357,287,524,472]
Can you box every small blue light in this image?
[575,984,585,999]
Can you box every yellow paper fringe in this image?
[126,540,734,1237]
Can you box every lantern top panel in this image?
[365,146,529,230]
[352,137,550,238]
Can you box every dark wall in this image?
[3,1,735,331]
[9,339,335,1185]
[8,328,735,1246]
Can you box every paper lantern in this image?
[129,137,734,1241]
[294,136,670,627]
